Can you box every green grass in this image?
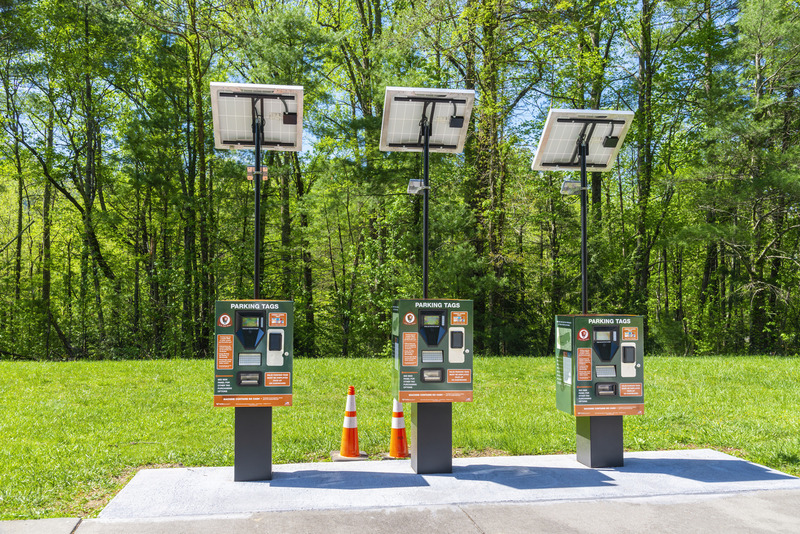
[1,356,799,520]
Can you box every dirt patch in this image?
[453,447,509,458]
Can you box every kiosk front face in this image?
[555,315,644,416]
[214,300,293,407]
[392,299,473,403]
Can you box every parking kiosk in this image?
[392,299,473,403]
[556,314,644,466]
[392,299,473,473]
[214,300,293,407]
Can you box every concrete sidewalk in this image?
[4,449,800,533]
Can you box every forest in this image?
[0,0,798,360]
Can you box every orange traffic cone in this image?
[389,398,410,459]
[332,385,367,461]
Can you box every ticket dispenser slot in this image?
[449,327,465,363]
[592,326,619,361]
[420,368,444,382]
[235,311,266,349]
[419,311,446,346]
[620,342,637,377]
[266,329,284,366]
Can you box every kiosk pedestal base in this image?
[234,407,272,481]
[576,415,623,468]
[409,402,452,474]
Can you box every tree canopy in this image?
[1,0,798,360]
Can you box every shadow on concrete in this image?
[268,469,431,490]
[620,457,798,484]
[443,464,616,490]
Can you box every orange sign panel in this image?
[447,369,472,383]
[619,383,643,397]
[577,348,592,381]
[451,311,468,325]
[398,391,473,403]
[216,335,234,370]
[574,403,643,416]
[269,312,287,327]
[214,394,292,407]
[402,332,418,366]
[265,372,291,387]
[622,327,639,341]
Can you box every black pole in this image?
[253,115,262,300]
[422,114,431,299]
[579,137,589,315]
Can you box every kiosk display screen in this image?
[423,315,441,326]
[242,317,259,328]
[596,331,612,341]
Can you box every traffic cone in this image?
[332,385,367,461]
[389,398,410,459]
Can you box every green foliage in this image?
[1,0,800,359]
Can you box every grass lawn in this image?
[1,355,798,519]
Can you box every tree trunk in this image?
[189,0,211,358]
[281,157,292,296]
[632,0,656,319]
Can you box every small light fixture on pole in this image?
[407,179,428,195]
[560,179,583,196]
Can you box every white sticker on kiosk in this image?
[266,329,284,366]
[621,342,637,378]
[563,356,572,385]
[448,327,465,363]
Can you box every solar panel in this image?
[210,82,303,152]
[531,109,634,172]
[379,87,475,154]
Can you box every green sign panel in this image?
[214,300,293,407]
[555,315,644,416]
[392,299,473,403]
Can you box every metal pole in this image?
[422,114,431,299]
[253,114,262,300]
[579,138,588,315]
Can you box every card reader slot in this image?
[420,368,444,383]
[237,372,261,387]
[595,382,617,396]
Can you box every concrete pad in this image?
[0,518,81,534]
[97,449,800,520]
